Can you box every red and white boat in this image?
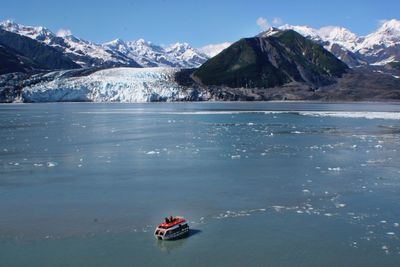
[154,216,189,240]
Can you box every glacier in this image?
[22,68,205,102]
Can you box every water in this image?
[0,102,400,266]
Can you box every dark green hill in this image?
[193,30,348,88]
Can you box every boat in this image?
[154,216,189,240]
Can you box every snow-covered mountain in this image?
[103,39,208,68]
[355,19,400,65]
[0,20,209,68]
[165,42,208,68]
[267,19,400,67]
[0,20,140,68]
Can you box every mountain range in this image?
[0,19,399,103]
[1,19,400,72]
[0,20,210,70]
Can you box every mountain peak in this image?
[317,26,357,41]
[379,19,400,32]
[168,42,191,51]
[136,38,148,44]
[0,20,20,31]
[106,38,125,46]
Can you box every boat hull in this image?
[157,227,189,240]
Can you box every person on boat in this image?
[165,217,170,223]
[169,216,174,222]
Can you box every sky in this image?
[1,0,399,47]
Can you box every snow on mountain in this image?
[103,39,208,68]
[0,20,140,68]
[21,68,204,102]
[198,42,231,57]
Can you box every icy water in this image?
[1,102,400,267]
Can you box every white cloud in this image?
[256,17,270,31]
[272,17,283,26]
[198,42,232,57]
[56,28,72,37]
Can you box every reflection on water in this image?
[155,229,202,253]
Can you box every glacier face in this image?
[22,68,204,102]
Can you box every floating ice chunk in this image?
[46,162,57,167]
[375,145,383,148]
[382,245,390,254]
[302,189,311,193]
[296,210,304,214]
[231,155,241,159]
[380,220,387,224]
[394,223,399,227]
[324,213,333,217]
[387,232,395,235]
[272,205,285,212]
[146,151,159,155]
[328,167,341,171]
[33,163,43,167]
[247,122,254,126]
[335,203,346,208]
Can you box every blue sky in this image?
[1,0,399,47]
